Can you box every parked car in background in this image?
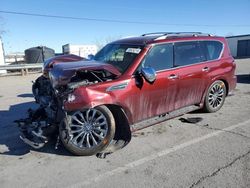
[17,32,236,157]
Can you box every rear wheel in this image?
[60,106,115,156]
[203,80,226,113]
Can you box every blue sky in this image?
[1,0,250,53]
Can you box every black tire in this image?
[203,80,227,113]
[59,105,115,156]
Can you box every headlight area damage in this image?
[15,55,130,158]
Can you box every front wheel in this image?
[60,106,115,156]
[203,80,227,113]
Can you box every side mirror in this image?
[141,67,156,83]
[88,54,95,60]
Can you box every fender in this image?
[63,86,134,125]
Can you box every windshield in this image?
[94,44,143,73]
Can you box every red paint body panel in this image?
[61,35,236,126]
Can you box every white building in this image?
[0,37,6,74]
[62,44,98,58]
[5,53,25,64]
[226,34,250,58]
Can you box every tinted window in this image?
[141,43,173,71]
[174,41,206,66]
[203,41,223,60]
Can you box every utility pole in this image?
[0,36,7,74]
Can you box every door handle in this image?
[202,67,210,72]
[168,74,178,80]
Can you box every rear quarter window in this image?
[203,41,223,60]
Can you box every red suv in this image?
[18,32,236,157]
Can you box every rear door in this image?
[173,41,208,109]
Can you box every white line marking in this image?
[70,119,250,188]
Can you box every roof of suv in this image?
[111,32,223,46]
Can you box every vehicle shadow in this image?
[17,93,34,98]
[237,74,250,84]
[0,101,73,157]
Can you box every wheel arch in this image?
[219,79,229,96]
[201,79,227,113]
[201,78,229,107]
[105,104,132,144]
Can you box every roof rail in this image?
[141,32,175,36]
[141,32,204,37]
[146,32,213,41]
[157,32,212,40]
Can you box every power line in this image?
[0,10,250,27]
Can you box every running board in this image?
[131,105,201,131]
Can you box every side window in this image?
[141,43,173,71]
[203,41,223,60]
[174,41,206,66]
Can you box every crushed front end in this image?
[15,57,121,154]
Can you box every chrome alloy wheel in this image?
[208,82,225,109]
[68,109,108,149]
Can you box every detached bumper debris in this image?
[15,108,56,149]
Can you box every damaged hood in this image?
[43,54,85,75]
[49,60,121,87]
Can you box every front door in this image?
[128,43,178,123]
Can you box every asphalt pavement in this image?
[0,59,250,188]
